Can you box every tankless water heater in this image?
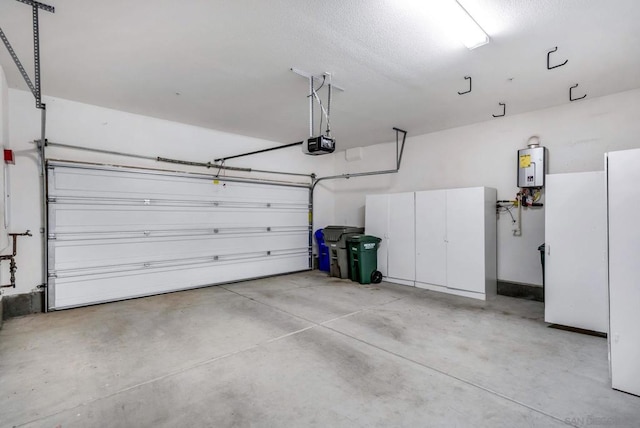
[517,146,547,188]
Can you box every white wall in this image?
[6,88,335,297]
[6,83,640,296]
[333,88,640,286]
[0,66,8,251]
[0,66,7,144]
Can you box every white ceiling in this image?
[1,0,640,149]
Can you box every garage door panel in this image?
[52,168,309,203]
[49,226,307,239]
[51,233,308,270]
[51,253,309,309]
[51,207,308,230]
[47,162,311,309]
[52,249,307,279]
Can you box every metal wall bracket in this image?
[457,76,472,95]
[570,84,587,101]
[492,103,506,118]
[15,0,55,13]
[393,127,407,170]
[0,0,55,109]
[547,46,568,70]
[290,68,345,92]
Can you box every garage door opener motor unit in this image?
[305,135,335,155]
[291,69,340,155]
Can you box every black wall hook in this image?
[547,46,568,70]
[457,76,472,95]
[492,102,506,118]
[570,84,587,101]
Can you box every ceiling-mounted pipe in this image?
[309,128,407,230]
[312,127,407,192]
[312,169,399,192]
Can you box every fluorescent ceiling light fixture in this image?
[448,1,489,49]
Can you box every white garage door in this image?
[47,161,311,309]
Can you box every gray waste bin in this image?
[322,226,365,279]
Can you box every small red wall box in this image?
[4,149,15,164]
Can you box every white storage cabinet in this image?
[366,187,496,300]
[364,192,415,286]
[415,187,497,300]
[544,172,608,333]
[607,149,640,396]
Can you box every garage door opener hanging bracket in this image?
[213,68,345,164]
[0,0,53,152]
[291,68,346,155]
[0,0,54,112]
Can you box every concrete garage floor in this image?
[1,272,638,427]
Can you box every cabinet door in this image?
[365,194,389,277]
[415,190,447,286]
[608,150,640,396]
[545,172,608,333]
[387,192,415,281]
[446,188,485,293]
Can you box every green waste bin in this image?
[347,235,382,284]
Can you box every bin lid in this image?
[322,226,364,242]
[348,235,382,243]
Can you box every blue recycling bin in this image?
[314,229,330,272]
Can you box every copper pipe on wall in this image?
[0,230,32,289]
